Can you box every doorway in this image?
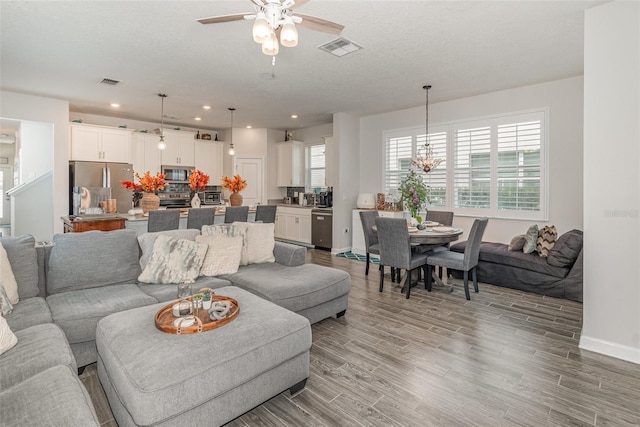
[0,166,12,228]
[234,157,264,207]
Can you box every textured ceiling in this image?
[0,1,604,131]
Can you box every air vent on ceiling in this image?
[100,78,121,86]
[318,37,362,57]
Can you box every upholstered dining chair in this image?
[422,210,455,279]
[186,208,216,230]
[359,210,381,276]
[147,209,180,232]
[375,217,430,299]
[425,217,488,300]
[255,205,277,223]
[224,206,249,223]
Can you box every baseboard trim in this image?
[331,246,351,255]
[579,335,640,364]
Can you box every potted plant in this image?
[201,289,213,310]
[398,169,428,224]
[189,169,210,208]
[121,171,169,213]
[192,293,203,315]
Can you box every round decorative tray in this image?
[155,295,240,334]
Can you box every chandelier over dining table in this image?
[412,85,443,173]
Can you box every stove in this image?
[158,191,190,209]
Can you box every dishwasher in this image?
[311,208,333,250]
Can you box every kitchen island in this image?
[124,207,256,236]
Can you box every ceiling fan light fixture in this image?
[262,31,279,56]
[280,18,298,47]
[252,13,270,44]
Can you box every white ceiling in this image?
[0,0,604,131]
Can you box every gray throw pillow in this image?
[508,234,526,251]
[0,235,39,299]
[138,235,208,284]
[547,229,583,268]
[522,225,539,254]
[138,229,200,270]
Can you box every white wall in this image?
[580,0,640,364]
[359,76,584,243]
[266,128,284,201]
[19,120,53,183]
[292,123,333,148]
[0,90,69,237]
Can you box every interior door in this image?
[234,157,263,207]
[0,166,13,225]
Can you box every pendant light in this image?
[228,107,236,156]
[411,85,442,173]
[158,93,167,150]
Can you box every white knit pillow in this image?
[0,242,19,304]
[195,235,243,276]
[0,314,17,355]
[138,235,208,284]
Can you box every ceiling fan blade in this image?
[295,13,344,35]
[290,0,311,10]
[197,14,248,25]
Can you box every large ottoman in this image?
[96,286,311,427]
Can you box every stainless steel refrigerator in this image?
[69,161,134,215]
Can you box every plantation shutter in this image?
[417,130,447,206]
[385,134,413,193]
[497,118,542,211]
[305,144,325,189]
[454,125,491,209]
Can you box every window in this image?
[384,109,547,220]
[305,144,325,190]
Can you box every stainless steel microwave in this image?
[161,165,193,183]
[198,190,222,205]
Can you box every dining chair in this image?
[425,217,488,300]
[255,205,277,223]
[224,206,249,223]
[359,210,381,276]
[422,210,455,278]
[375,217,429,299]
[147,209,180,232]
[186,208,216,230]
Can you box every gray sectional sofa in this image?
[1,229,351,426]
[450,229,583,302]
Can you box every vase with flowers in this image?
[121,171,169,213]
[221,174,247,206]
[188,169,210,208]
[398,169,429,224]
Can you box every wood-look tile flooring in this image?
[80,249,640,427]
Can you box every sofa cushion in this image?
[0,314,17,356]
[536,225,558,257]
[47,229,141,294]
[138,235,208,284]
[0,235,39,299]
[47,284,157,344]
[547,229,583,268]
[4,297,52,332]
[137,276,232,303]
[196,235,243,276]
[0,323,75,389]
[451,241,569,278]
[224,263,351,313]
[202,223,249,265]
[0,365,100,426]
[138,229,200,270]
[508,234,526,251]
[0,242,19,304]
[522,225,538,254]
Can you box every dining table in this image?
[373,222,464,292]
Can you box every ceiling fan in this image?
[197,0,344,56]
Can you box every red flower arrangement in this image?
[221,175,247,193]
[121,171,169,193]
[189,169,210,192]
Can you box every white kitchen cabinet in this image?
[275,206,312,244]
[131,133,162,175]
[161,130,195,166]
[194,140,223,185]
[70,123,131,163]
[277,141,303,187]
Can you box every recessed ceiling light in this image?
[110,103,120,108]
[203,105,211,110]
[291,114,298,119]
[194,117,202,121]
[246,125,252,129]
